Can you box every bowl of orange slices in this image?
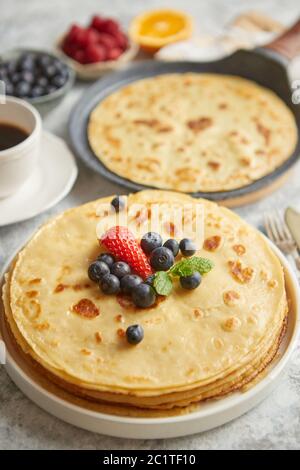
[129,9,194,54]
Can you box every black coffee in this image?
[0,122,29,151]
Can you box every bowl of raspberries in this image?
[59,15,139,80]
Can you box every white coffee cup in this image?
[0,96,42,198]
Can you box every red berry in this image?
[90,15,105,32]
[100,19,120,35]
[85,43,106,63]
[106,47,123,61]
[66,24,84,43]
[86,27,99,44]
[73,49,86,64]
[62,41,73,56]
[113,31,128,50]
[100,227,153,279]
[74,29,88,48]
[97,32,117,50]
[75,28,99,48]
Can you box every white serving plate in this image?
[0,239,299,439]
[0,131,78,226]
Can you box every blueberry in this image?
[111,195,125,212]
[58,64,69,77]
[132,283,156,308]
[150,247,174,271]
[163,239,179,257]
[88,260,110,282]
[6,60,17,75]
[52,59,65,69]
[20,70,34,84]
[51,74,66,88]
[126,324,144,345]
[44,65,56,78]
[35,76,48,88]
[18,55,35,71]
[100,273,120,294]
[30,86,44,98]
[10,72,22,84]
[144,274,155,286]
[37,55,52,69]
[111,261,131,278]
[180,272,201,290]
[97,253,115,268]
[179,238,197,257]
[141,232,162,254]
[14,81,30,97]
[120,274,143,295]
[46,85,57,94]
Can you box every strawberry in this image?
[100,226,153,279]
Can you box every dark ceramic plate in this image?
[68,56,300,203]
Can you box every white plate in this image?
[0,240,299,439]
[0,131,78,226]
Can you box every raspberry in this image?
[62,41,76,58]
[73,49,86,64]
[86,28,99,45]
[100,226,153,279]
[106,47,122,61]
[85,43,106,63]
[67,24,84,43]
[90,15,105,32]
[113,31,128,50]
[97,32,117,50]
[100,19,120,35]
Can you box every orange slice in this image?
[129,9,193,53]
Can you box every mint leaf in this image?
[169,257,214,277]
[153,271,173,296]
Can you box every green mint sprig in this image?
[169,256,214,277]
[153,271,173,296]
[152,257,214,296]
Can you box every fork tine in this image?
[273,211,286,241]
[264,213,281,243]
[264,214,274,241]
[281,218,294,242]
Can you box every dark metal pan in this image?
[69,20,300,207]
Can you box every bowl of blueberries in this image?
[0,48,75,114]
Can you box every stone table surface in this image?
[1,0,300,450]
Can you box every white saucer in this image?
[0,131,78,226]
[0,240,299,439]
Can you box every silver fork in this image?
[264,211,300,280]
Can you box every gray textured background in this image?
[0,0,300,450]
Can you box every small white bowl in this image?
[0,48,75,116]
[0,96,42,198]
[57,36,139,81]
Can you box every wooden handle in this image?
[265,18,300,59]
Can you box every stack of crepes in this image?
[2,191,288,417]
